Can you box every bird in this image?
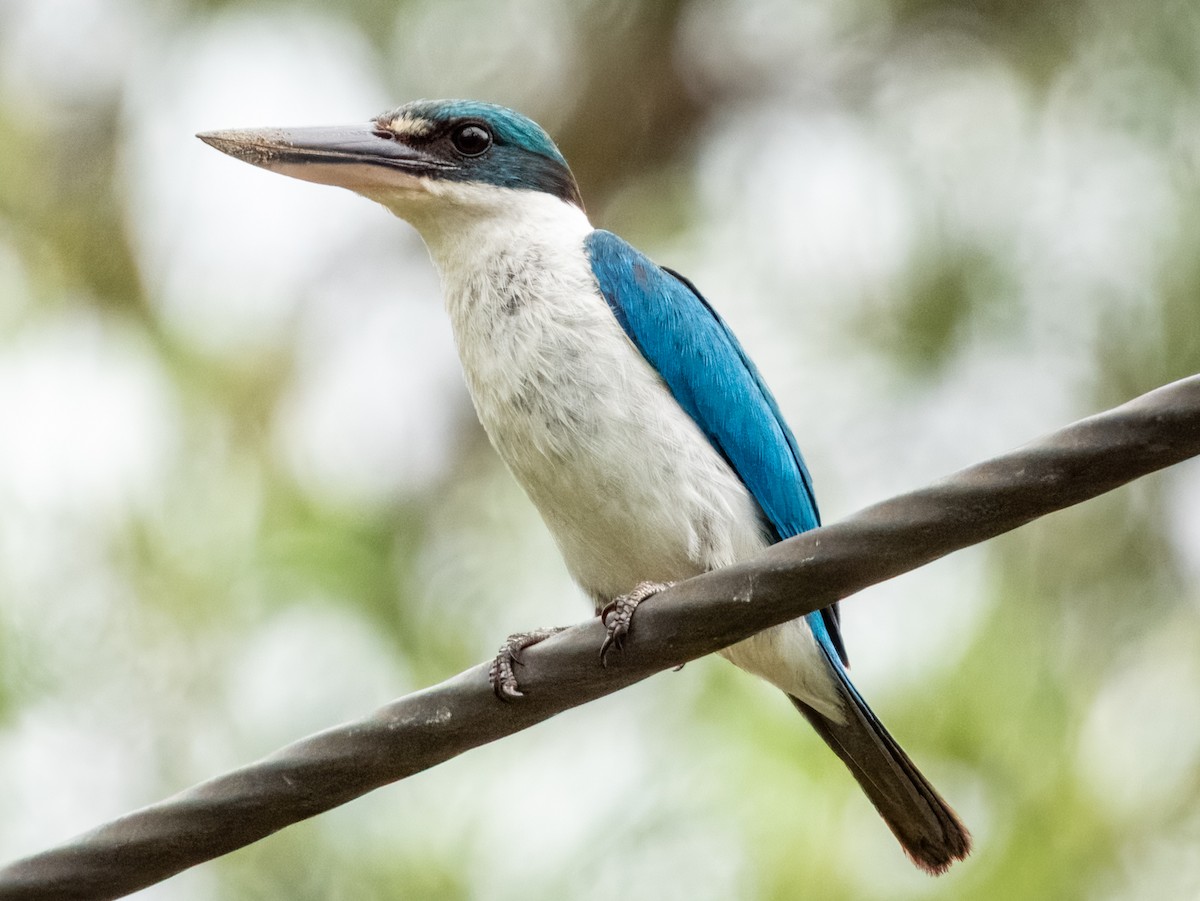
[199,99,971,873]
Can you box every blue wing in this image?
[585,229,847,666]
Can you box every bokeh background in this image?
[2,0,1200,898]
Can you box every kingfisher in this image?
[199,100,971,873]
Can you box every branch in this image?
[2,375,1199,900]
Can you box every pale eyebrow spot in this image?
[375,113,437,138]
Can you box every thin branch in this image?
[2,374,1199,900]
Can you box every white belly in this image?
[490,311,772,602]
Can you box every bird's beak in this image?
[197,124,446,195]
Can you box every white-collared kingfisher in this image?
[199,100,971,873]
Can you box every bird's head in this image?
[198,100,583,234]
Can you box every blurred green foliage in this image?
[1,0,1199,899]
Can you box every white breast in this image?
[421,189,768,597]
[414,186,841,717]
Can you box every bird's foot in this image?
[599,581,673,666]
[489,627,568,701]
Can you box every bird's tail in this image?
[789,649,971,875]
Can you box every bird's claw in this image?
[487,582,674,697]
[488,628,567,701]
[598,581,672,667]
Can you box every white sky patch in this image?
[820,344,1086,509]
[1078,638,1200,819]
[0,312,177,517]
[273,243,466,507]
[225,604,410,748]
[0,0,149,113]
[874,30,1034,241]
[389,0,580,127]
[1094,820,1200,901]
[677,0,887,96]
[838,549,988,699]
[121,9,393,357]
[1166,463,1200,588]
[0,696,154,861]
[696,106,916,314]
[1018,122,1176,313]
[466,705,652,891]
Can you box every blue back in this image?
[585,230,847,665]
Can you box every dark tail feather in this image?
[789,664,971,874]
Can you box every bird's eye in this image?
[451,124,492,156]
